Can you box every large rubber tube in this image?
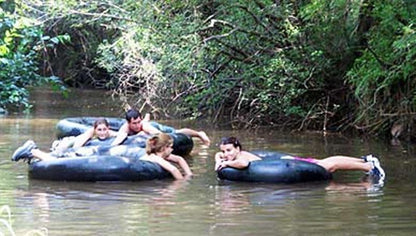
[217,151,332,183]
[85,134,149,147]
[56,117,124,138]
[55,117,194,156]
[28,155,172,181]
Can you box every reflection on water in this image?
[1,88,416,235]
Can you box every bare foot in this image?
[198,131,211,146]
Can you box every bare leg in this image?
[176,128,211,145]
[51,136,76,154]
[31,149,57,161]
[316,156,372,173]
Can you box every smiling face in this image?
[219,143,240,161]
[95,123,110,140]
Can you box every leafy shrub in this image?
[0,4,67,112]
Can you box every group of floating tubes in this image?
[56,117,193,156]
[29,117,192,181]
[26,117,332,183]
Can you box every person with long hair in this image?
[215,137,385,183]
[141,133,193,180]
[71,118,117,148]
[11,118,115,162]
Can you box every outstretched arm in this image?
[155,156,184,180]
[111,123,129,146]
[216,158,250,171]
[176,128,211,145]
[214,151,259,171]
[73,128,94,148]
[141,121,162,134]
[143,155,184,180]
[166,154,193,177]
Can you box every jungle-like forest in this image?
[1,0,415,139]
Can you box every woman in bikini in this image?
[214,137,385,182]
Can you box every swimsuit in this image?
[281,155,318,164]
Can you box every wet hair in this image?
[125,109,142,122]
[93,118,109,129]
[220,137,242,150]
[146,133,173,154]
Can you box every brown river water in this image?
[1,88,416,235]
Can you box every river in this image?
[1,88,415,235]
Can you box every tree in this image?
[0,0,67,112]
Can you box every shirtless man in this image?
[111,109,211,146]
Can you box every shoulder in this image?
[141,121,153,129]
[140,154,150,161]
[141,154,163,162]
[240,151,261,161]
[117,122,129,133]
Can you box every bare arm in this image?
[143,155,184,180]
[72,128,94,148]
[111,123,129,146]
[141,121,162,134]
[214,152,225,171]
[166,154,193,177]
[215,151,261,171]
[216,158,250,170]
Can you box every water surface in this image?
[1,88,415,235]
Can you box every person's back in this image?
[141,133,193,180]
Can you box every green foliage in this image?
[10,0,415,136]
[0,3,67,111]
[93,0,207,116]
[160,1,313,125]
[346,0,416,134]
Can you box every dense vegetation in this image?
[0,0,67,112]
[2,0,415,138]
